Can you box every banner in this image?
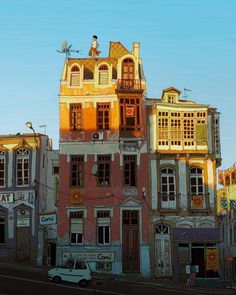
[70,189,84,204]
[230,200,236,210]
[192,195,203,209]
[125,105,135,117]
[206,249,219,271]
[218,170,224,185]
[231,166,236,184]
[224,170,230,186]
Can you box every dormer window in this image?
[98,64,108,85]
[70,65,80,86]
[168,95,175,103]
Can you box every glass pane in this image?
[98,226,104,244]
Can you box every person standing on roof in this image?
[89,35,101,57]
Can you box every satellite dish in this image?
[91,164,98,175]
[57,40,82,58]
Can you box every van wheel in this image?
[53,276,61,283]
[79,279,88,287]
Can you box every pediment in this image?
[119,197,141,208]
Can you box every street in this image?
[0,266,208,295]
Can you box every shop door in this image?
[48,242,56,266]
[16,227,30,261]
[155,224,172,277]
[122,210,140,273]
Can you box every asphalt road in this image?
[0,266,209,295]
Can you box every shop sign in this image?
[17,217,30,227]
[39,213,57,225]
[63,251,115,262]
[0,193,14,203]
[173,228,220,241]
[123,188,137,197]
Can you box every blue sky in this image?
[0,0,235,169]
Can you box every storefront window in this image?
[178,242,219,278]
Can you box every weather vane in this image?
[57,40,82,58]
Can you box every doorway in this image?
[122,210,140,273]
[155,224,172,277]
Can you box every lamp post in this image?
[26,121,38,149]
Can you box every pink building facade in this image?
[57,41,150,276]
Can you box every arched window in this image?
[190,167,205,209]
[160,168,176,209]
[0,151,6,187]
[98,64,108,85]
[16,148,29,186]
[155,224,170,235]
[70,65,80,86]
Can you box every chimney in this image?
[133,42,140,58]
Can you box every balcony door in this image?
[122,58,134,88]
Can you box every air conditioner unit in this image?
[92,132,104,140]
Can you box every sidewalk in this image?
[0,262,235,295]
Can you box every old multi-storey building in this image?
[147,87,221,283]
[57,41,150,276]
[0,133,52,263]
[217,164,236,281]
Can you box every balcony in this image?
[158,192,179,212]
[117,79,143,93]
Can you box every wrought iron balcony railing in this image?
[117,79,142,92]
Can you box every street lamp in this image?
[26,121,38,149]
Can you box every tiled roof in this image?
[109,42,130,58]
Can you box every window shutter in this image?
[71,73,80,86]
[71,219,83,233]
[99,71,108,85]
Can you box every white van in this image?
[48,259,92,287]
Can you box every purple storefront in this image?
[172,228,221,285]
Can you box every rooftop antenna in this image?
[57,40,82,58]
[39,124,47,135]
[183,88,192,100]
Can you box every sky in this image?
[0,0,235,170]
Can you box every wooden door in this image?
[122,58,134,88]
[122,210,140,273]
[16,227,30,261]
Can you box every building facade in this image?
[0,133,52,263]
[217,164,236,281]
[57,41,150,276]
[147,87,221,283]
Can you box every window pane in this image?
[98,226,104,244]
[70,233,77,244]
[105,226,110,243]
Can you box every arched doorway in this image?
[154,224,172,277]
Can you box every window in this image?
[97,103,110,130]
[97,211,110,245]
[70,65,80,86]
[98,64,108,85]
[190,167,205,209]
[70,104,83,131]
[0,214,5,244]
[123,155,136,187]
[120,98,141,131]
[70,211,83,244]
[123,210,139,225]
[160,168,176,209]
[183,118,195,146]
[71,156,84,188]
[0,151,6,187]
[16,148,29,186]
[213,116,221,155]
[97,155,111,187]
[168,95,175,103]
[52,166,59,174]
